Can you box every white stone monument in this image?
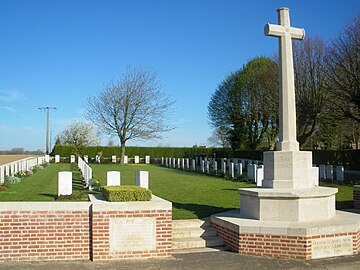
[70,155,75,163]
[228,162,234,178]
[247,164,257,181]
[124,155,128,164]
[319,164,326,179]
[134,156,140,164]
[107,171,121,186]
[256,165,264,186]
[326,165,334,182]
[55,155,60,163]
[112,155,117,163]
[145,155,150,164]
[58,171,72,196]
[336,166,344,182]
[45,154,50,163]
[192,159,196,171]
[135,171,149,189]
[95,155,101,163]
[84,155,88,163]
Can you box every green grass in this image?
[0,163,356,220]
[91,164,255,219]
[0,163,92,201]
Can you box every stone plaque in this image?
[110,218,156,252]
[312,236,352,259]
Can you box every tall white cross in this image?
[265,8,305,151]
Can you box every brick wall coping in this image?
[0,201,91,211]
[238,186,338,198]
[354,185,360,191]
[89,194,172,211]
[211,209,360,237]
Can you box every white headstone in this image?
[134,156,140,164]
[312,167,319,186]
[181,158,185,169]
[326,165,334,182]
[45,155,50,163]
[201,160,205,173]
[84,155,88,163]
[173,158,176,168]
[70,155,75,163]
[247,164,257,181]
[228,162,234,178]
[192,159,196,171]
[206,160,210,174]
[124,155,128,164]
[135,171,149,189]
[96,155,101,163]
[107,171,121,186]
[213,161,218,174]
[186,159,190,170]
[256,165,264,186]
[319,165,326,180]
[336,166,344,182]
[55,155,60,163]
[145,155,150,164]
[112,155,117,163]
[161,157,164,165]
[236,163,243,178]
[58,171,72,196]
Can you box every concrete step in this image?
[172,236,225,250]
[172,217,211,228]
[172,246,229,255]
[173,226,218,238]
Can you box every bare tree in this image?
[293,36,328,147]
[85,67,174,164]
[325,13,360,123]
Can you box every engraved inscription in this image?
[110,217,156,252]
[312,236,352,259]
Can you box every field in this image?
[0,163,355,219]
[0,155,37,165]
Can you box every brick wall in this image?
[0,203,91,261]
[212,223,360,260]
[91,209,172,261]
[0,196,172,262]
[354,185,360,209]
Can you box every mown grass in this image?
[0,163,356,220]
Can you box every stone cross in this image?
[265,7,305,151]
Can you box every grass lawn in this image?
[0,163,92,201]
[0,163,356,220]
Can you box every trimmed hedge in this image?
[102,185,152,202]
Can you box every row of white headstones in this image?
[161,157,345,186]
[0,156,47,184]
[54,154,151,164]
[58,155,150,196]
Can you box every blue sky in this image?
[0,0,359,151]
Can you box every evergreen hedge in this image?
[102,185,152,202]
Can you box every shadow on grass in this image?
[336,200,353,209]
[38,193,57,199]
[172,202,235,219]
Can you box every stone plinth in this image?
[211,209,360,260]
[238,187,337,222]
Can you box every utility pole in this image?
[39,107,57,154]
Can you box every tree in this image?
[58,120,100,155]
[208,57,278,150]
[325,13,360,123]
[85,67,174,164]
[293,36,328,147]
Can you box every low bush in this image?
[102,185,152,202]
[4,176,21,185]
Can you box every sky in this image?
[0,0,359,151]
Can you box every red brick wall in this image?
[91,209,172,261]
[0,210,90,261]
[354,186,360,209]
[212,223,360,260]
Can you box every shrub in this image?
[4,175,21,185]
[102,185,152,202]
[55,194,89,201]
[26,170,34,177]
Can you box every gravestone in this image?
[206,160,210,174]
[45,155,50,163]
[134,156,140,164]
[201,160,205,173]
[55,155,60,163]
[319,165,326,180]
[70,155,75,163]
[58,171,72,196]
[181,158,185,170]
[256,165,264,186]
[326,165,334,182]
[112,155,117,163]
[124,155,128,164]
[135,171,149,189]
[236,163,243,178]
[228,162,234,178]
[336,166,344,182]
[177,158,181,169]
[312,166,319,186]
[145,155,150,164]
[168,157,171,167]
[161,157,164,165]
[84,155,88,163]
[95,155,101,163]
[192,159,196,171]
[173,158,176,168]
[213,161,218,175]
[247,164,257,181]
[107,171,121,186]
[165,157,168,167]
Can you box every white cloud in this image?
[3,106,17,114]
[0,89,22,102]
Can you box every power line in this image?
[39,107,57,154]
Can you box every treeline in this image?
[208,13,360,151]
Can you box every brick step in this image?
[172,246,229,254]
[172,236,224,250]
[173,226,218,238]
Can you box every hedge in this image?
[53,145,359,170]
[102,185,152,202]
